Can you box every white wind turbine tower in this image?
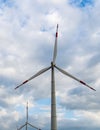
[17,102,41,130]
[15,24,96,130]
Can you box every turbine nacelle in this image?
[51,61,56,66]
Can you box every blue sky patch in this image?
[37,98,50,105]
[0,0,7,2]
[69,0,94,8]
[0,0,14,8]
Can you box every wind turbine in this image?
[17,102,41,130]
[15,24,96,130]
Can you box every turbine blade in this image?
[18,123,26,130]
[15,66,51,89]
[55,65,96,91]
[53,24,58,64]
[27,122,39,130]
[26,102,28,122]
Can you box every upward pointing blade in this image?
[26,102,28,122]
[55,65,96,91]
[15,66,51,89]
[53,24,58,64]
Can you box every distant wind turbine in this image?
[17,102,41,130]
[15,24,96,130]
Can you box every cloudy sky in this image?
[0,0,100,130]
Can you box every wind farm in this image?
[15,24,96,130]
